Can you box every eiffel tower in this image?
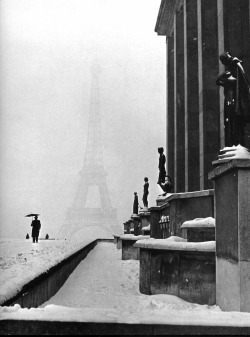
[61,61,119,238]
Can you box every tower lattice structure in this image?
[62,62,118,238]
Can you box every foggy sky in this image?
[0,0,166,238]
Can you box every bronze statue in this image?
[133,192,139,215]
[216,51,250,146]
[157,147,173,194]
[157,147,166,186]
[142,177,149,208]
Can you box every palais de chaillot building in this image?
[155,0,250,192]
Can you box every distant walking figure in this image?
[31,215,41,243]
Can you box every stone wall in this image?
[139,247,215,305]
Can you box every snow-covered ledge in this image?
[180,217,215,242]
[119,234,150,241]
[181,217,215,229]
[134,236,215,252]
[165,189,214,201]
[136,236,216,305]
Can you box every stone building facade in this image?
[155,0,250,192]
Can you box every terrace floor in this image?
[1,241,250,335]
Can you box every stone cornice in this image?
[155,0,183,37]
[208,159,250,180]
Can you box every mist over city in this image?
[0,0,166,238]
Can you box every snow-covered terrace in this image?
[1,235,250,334]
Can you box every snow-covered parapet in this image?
[113,233,123,237]
[142,225,150,231]
[0,236,100,305]
[157,193,172,201]
[119,234,150,241]
[212,145,250,166]
[218,144,250,160]
[134,236,215,252]
[181,217,215,229]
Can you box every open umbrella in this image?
[25,214,40,217]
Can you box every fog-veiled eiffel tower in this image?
[62,61,118,238]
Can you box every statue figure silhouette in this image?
[216,51,250,146]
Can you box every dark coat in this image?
[31,219,41,237]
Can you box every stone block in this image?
[120,235,149,261]
[165,190,214,237]
[116,238,122,250]
[181,217,215,242]
[149,201,169,239]
[216,258,250,312]
[132,215,141,236]
[122,239,140,260]
[135,238,215,305]
[209,159,250,312]
[139,249,151,295]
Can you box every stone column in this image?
[184,0,199,192]
[197,0,220,190]
[209,159,250,312]
[217,0,225,149]
[166,36,175,183]
[174,8,185,193]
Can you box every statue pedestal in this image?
[123,221,130,234]
[149,203,169,239]
[181,217,215,242]
[128,219,134,234]
[209,159,250,312]
[131,214,140,236]
[139,210,151,236]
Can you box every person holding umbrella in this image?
[30,215,41,243]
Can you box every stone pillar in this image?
[197,0,220,190]
[139,211,150,234]
[124,222,129,234]
[149,206,162,239]
[209,160,250,312]
[132,215,140,236]
[174,8,185,193]
[217,0,250,149]
[166,36,175,182]
[184,0,199,192]
[128,219,134,234]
